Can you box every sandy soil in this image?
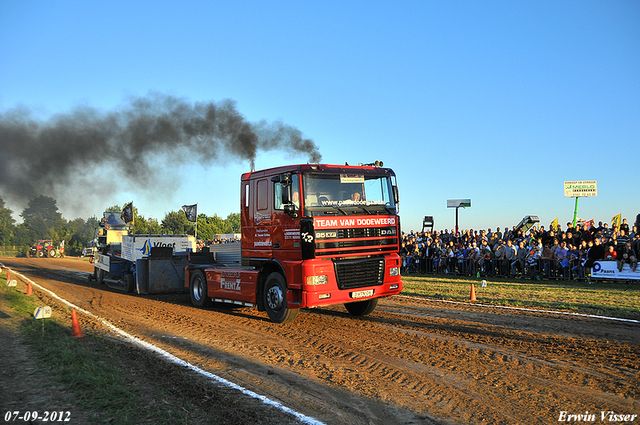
[1,257,638,425]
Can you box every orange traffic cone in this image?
[470,283,477,301]
[26,281,32,296]
[71,310,83,338]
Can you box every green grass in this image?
[401,273,640,320]
[2,281,140,423]
[0,277,201,424]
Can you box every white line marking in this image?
[7,268,326,425]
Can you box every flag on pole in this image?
[551,218,558,231]
[121,202,134,224]
[612,213,621,229]
[182,204,198,222]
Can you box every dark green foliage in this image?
[0,195,240,254]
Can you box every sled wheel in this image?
[96,268,105,284]
[123,273,135,293]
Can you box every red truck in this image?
[186,162,403,323]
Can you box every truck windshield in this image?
[302,172,396,215]
[102,212,128,228]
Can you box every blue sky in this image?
[1,1,639,233]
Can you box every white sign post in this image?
[564,181,597,226]
[34,306,52,336]
[34,306,52,319]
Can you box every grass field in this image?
[1,276,204,424]
[401,273,640,320]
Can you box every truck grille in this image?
[334,257,384,289]
[314,226,399,257]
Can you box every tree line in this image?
[0,195,240,256]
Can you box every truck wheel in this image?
[96,268,105,285]
[190,269,212,307]
[344,298,378,316]
[123,273,135,293]
[48,249,56,258]
[37,250,45,258]
[264,272,299,324]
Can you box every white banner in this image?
[564,180,597,197]
[121,235,196,262]
[591,261,640,281]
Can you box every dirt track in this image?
[2,257,639,424]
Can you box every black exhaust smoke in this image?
[0,92,322,214]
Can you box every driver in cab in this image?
[292,190,300,208]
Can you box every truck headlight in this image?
[390,267,400,276]
[306,275,328,286]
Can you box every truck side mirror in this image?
[274,173,294,207]
[272,173,291,184]
[284,204,298,218]
[281,186,291,205]
[393,186,399,204]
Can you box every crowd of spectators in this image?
[196,236,240,251]
[400,217,640,281]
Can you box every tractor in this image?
[27,240,61,258]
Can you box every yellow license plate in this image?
[350,289,374,299]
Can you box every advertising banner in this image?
[314,215,397,230]
[122,235,196,262]
[447,199,471,208]
[591,261,640,281]
[564,181,597,197]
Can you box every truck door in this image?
[272,173,301,257]
[243,177,274,261]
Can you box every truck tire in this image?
[190,269,212,308]
[264,272,299,324]
[344,298,378,316]
[48,249,56,258]
[96,268,105,285]
[37,249,45,258]
[123,273,135,293]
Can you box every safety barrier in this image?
[0,246,28,256]
[403,256,587,281]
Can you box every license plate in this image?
[350,289,374,299]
